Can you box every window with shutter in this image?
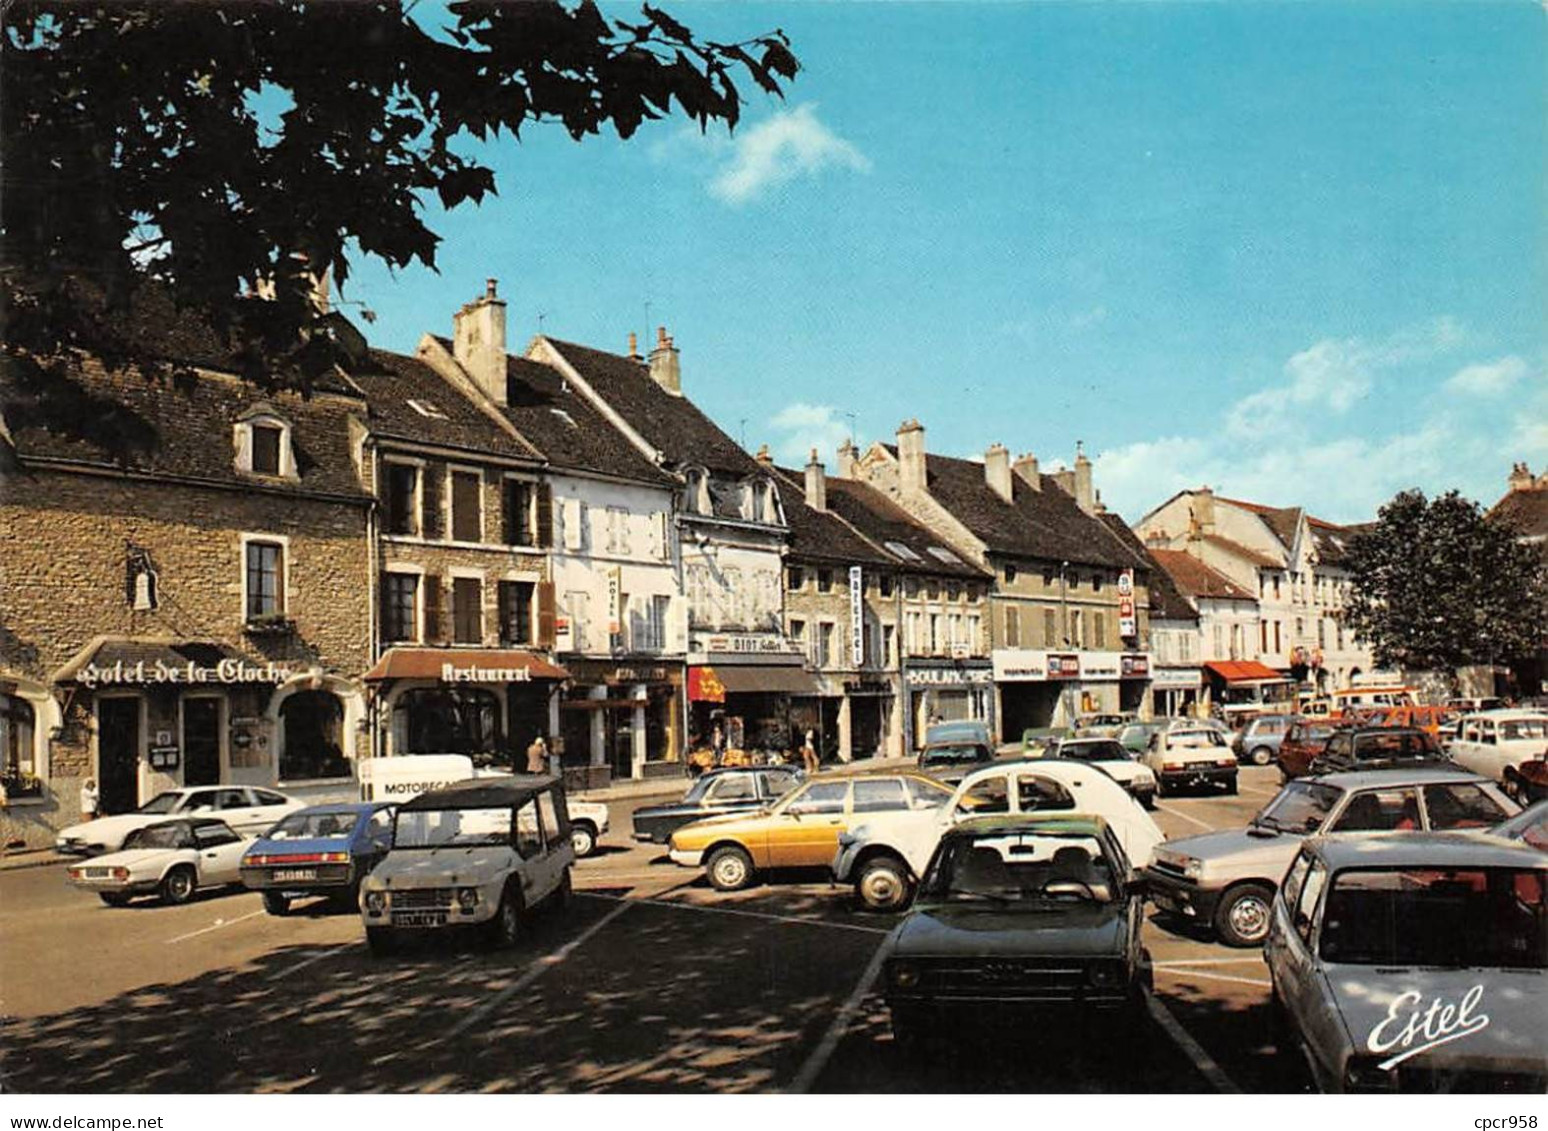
[420,464,443,540]
[382,572,419,642]
[452,576,483,644]
[1004,606,1020,648]
[498,580,534,645]
[451,471,482,542]
[422,575,444,642]
[384,463,419,536]
[535,582,556,647]
[534,482,554,548]
[1043,609,1057,646]
[502,479,533,546]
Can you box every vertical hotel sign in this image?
[1118,568,1137,639]
[849,566,865,666]
[606,567,622,636]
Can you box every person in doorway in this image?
[79,778,99,821]
[525,735,549,775]
[801,728,819,774]
[710,723,726,765]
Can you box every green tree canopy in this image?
[1343,489,1547,672]
[1,1,797,451]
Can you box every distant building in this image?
[1487,461,1548,696]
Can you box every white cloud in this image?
[1445,355,1528,396]
[707,104,870,204]
[768,402,852,465]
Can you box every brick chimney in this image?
[1072,441,1095,515]
[984,443,1013,503]
[754,443,773,467]
[649,326,681,395]
[1508,462,1535,493]
[627,331,641,362]
[805,449,827,512]
[837,438,859,480]
[896,419,928,494]
[1013,452,1041,491]
[452,278,508,405]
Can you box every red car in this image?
[1276,717,1350,780]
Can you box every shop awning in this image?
[52,636,293,686]
[364,648,568,683]
[712,664,823,696]
[1204,660,1288,685]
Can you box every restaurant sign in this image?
[441,662,533,683]
[77,659,292,689]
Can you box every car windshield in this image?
[267,810,361,840]
[1059,740,1131,763]
[394,806,511,848]
[1493,802,1548,852]
[137,792,183,815]
[1498,718,1548,741]
[921,744,989,766]
[1320,867,1547,969]
[1256,782,1343,834]
[919,831,1117,908]
[123,824,192,850]
[1170,730,1226,748]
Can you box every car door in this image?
[1327,786,1421,833]
[358,807,394,876]
[1419,781,1512,830]
[765,780,850,868]
[1268,853,1342,1085]
[211,787,262,834]
[192,821,247,885]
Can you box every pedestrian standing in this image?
[525,735,549,775]
[711,723,725,765]
[801,727,819,774]
[79,777,99,821]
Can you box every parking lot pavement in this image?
[1,767,1310,1093]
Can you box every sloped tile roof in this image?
[825,477,990,579]
[1306,516,1361,566]
[1199,532,1283,569]
[770,467,894,567]
[542,338,759,477]
[1150,549,1256,601]
[1490,487,1548,542]
[356,350,538,460]
[1099,514,1196,620]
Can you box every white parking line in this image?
[271,947,346,979]
[1158,969,1273,990]
[786,939,889,1094]
[1153,803,1217,832]
[1144,989,1241,1093]
[444,899,634,1039]
[165,908,266,944]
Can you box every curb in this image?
[0,851,67,874]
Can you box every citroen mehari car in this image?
[359,777,574,955]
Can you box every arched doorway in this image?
[279,690,349,781]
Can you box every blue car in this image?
[240,802,395,915]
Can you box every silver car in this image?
[1144,766,1517,946]
[1266,834,1547,1092]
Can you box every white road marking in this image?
[444,899,634,1039]
[786,939,890,1094]
[1145,988,1241,1093]
[591,891,890,935]
[165,908,265,944]
[1154,957,1269,968]
[271,947,345,979]
[1154,802,1217,832]
[1158,968,1273,990]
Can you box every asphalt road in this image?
[0,766,1312,1093]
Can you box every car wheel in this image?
[488,884,523,948]
[1139,792,1157,811]
[856,855,912,913]
[159,865,197,906]
[1249,746,1274,767]
[570,821,597,858]
[1154,778,1168,799]
[366,926,398,957]
[706,845,754,892]
[262,891,291,916]
[98,892,132,907]
[1214,882,1275,947]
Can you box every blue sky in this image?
[350,1,1545,525]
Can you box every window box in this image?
[1,772,45,800]
[244,614,296,636]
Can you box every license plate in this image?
[392,911,447,928]
[272,868,318,882]
[85,868,111,879]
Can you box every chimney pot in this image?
[1013,451,1041,491]
[628,331,639,360]
[486,278,498,298]
[648,326,682,395]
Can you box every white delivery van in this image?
[357,755,609,856]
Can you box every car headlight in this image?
[364,890,388,914]
[889,960,920,989]
[456,887,479,913]
[1086,961,1124,988]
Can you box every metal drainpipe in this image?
[897,569,910,756]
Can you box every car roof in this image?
[399,775,561,811]
[289,802,387,816]
[1308,765,1490,788]
[1306,831,1548,871]
[142,816,229,832]
[958,757,1106,784]
[949,813,1112,838]
[1461,709,1548,721]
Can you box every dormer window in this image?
[234,406,297,480]
[683,468,710,515]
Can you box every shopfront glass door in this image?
[98,698,141,814]
[183,697,222,786]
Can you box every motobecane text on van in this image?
[1366,984,1490,1070]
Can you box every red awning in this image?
[364,648,568,683]
[688,666,726,703]
[1204,660,1287,685]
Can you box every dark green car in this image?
[881,813,1152,1052]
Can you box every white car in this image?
[360,777,574,955]
[1447,710,1548,790]
[1141,728,1239,796]
[55,786,305,856]
[65,818,252,906]
[832,758,1166,911]
[1043,737,1158,808]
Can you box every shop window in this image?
[499,580,534,645]
[384,463,420,536]
[502,479,534,546]
[453,576,484,644]
[382,572,419,642]
[450,470,482,542]
[279,691,349,781]
[244,539,285,619]
[1,695,42,799]
[393,688,504,760]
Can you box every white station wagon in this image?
[359,777,574,954]
[1447,710,1548,792]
